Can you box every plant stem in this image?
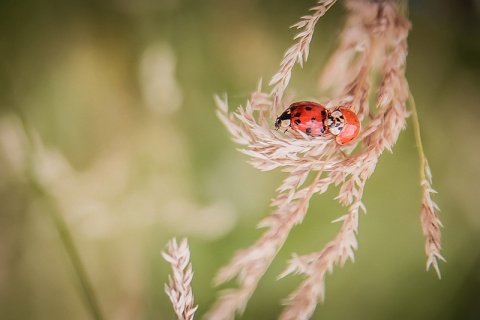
[30,180,105,320]
[408,90,427,182]
[17,112,105,320]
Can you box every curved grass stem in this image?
[18,112,105,320]
[29,176,105,320]
[408,90,427,182]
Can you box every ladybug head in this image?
[275,109,292,130]
[325,109,345,135]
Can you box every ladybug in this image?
[275,101,328,136]
[325,107,361,145]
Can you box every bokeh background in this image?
[1,0,480,319]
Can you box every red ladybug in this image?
[275,101,328,136]
[325,107,360,145]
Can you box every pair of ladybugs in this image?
[275,101,360,145]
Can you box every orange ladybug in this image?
[325,107,360,145]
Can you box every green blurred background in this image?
[1,0,479,319]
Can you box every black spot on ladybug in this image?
[321,110,326,117]
[294,119,301,125]
[294,112,301,118]
[306,127,312,134]
[311,117,316,122]
[306,106,312,111]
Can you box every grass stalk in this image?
[29,179,105,320]
[17,112,105,320]
[408,90,427,182]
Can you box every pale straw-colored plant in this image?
[164,0,444,319]
[163,238,198,320]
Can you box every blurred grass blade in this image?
[30,180,105,320]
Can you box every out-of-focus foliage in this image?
[0,1,479,319]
